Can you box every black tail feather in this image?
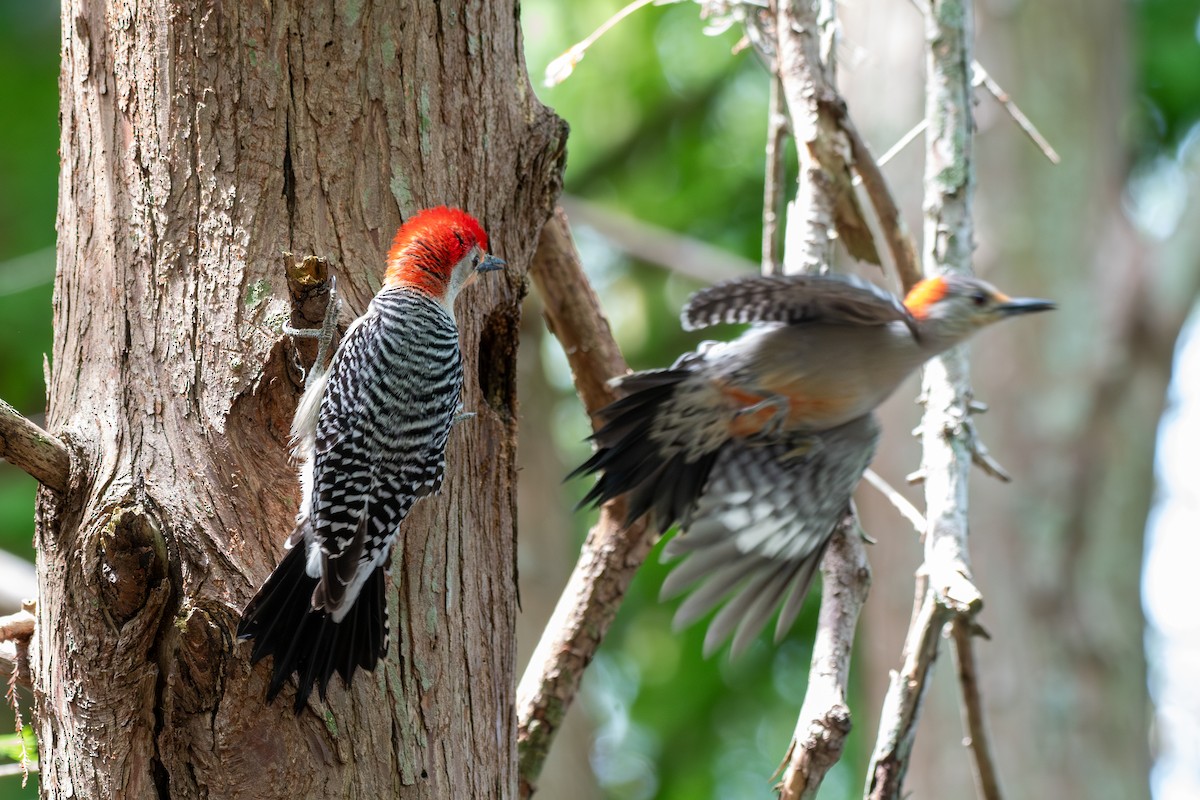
[238,545,389,713]
[571,369,720,533]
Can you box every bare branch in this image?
[972,65,1061,165]
[874,119,928,169]
[0,400,70,492]
[772,0,922,288]
[544,0,658,87]
[776,516,870,799]
[771,3,872,796]
[916,0,979,610]
[775,0,880,270]
[951,619,1005,800]
[867,0,1006,795]
[865,580,950,799]
[905,0,1060,165]
[964,416,1012,483]
[516,210,654,798]
[763,76,789,275]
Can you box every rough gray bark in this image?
[41,2,564,798]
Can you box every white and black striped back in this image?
[309,286,464,606]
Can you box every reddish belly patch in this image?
[720,380,852,438]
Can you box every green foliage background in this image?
[0,0,1195,797]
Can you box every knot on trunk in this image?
[98,503,167,625]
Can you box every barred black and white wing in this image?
[568,355,724,532]
[681,273,913,333]
[661,413,880,658]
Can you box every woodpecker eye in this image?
[471,254,480,268]
[971,290,989,307]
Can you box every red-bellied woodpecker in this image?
[238,206,504,711]
[571,272,1053,657]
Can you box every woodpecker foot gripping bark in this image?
[284,276,341,390]
[452,402,476,426]
[735,393,792,442]
[571,272,1053,657]
[240,208,504,712]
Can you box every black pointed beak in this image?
[477,254,506,273]
[996,297,1056,316]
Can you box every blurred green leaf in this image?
[0,726,37,764]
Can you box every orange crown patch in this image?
[903,277,949,319]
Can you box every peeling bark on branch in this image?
[775,0,877,270]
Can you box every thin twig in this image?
[776,516,871,800]
[874,119,929,169]
[763,76,789,275]
[906,0,1060,166]
[544,0,659,87]
[516,210,652,798]
[964,416,1012,483]
[972,66,1060,165]
[862,468,926,532]
[950,619,1005,800]
[0,400,70,492]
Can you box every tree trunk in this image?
[40,2,564,797]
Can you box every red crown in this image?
[384,206,489,292]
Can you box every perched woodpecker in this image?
[238,206,504,711]
[571,272,1053,657]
